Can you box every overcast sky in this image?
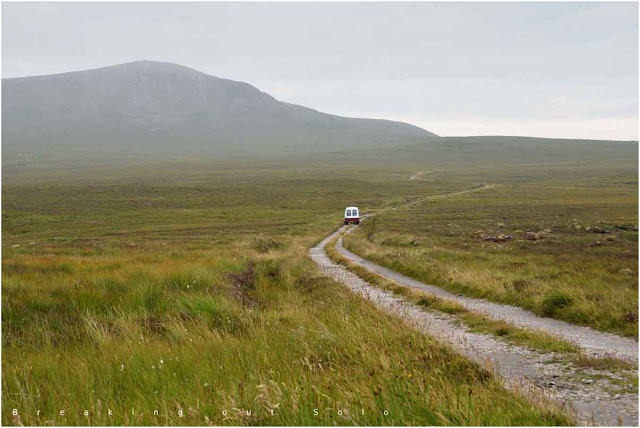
[2,2,638,140]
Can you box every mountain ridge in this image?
[2,60,438,158]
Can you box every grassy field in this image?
[344,174,639,337]
[5,237,572,425]
[2,158,574,425]
[3,141,636,425]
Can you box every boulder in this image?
[483,234,512,243]
[525,232,541,241]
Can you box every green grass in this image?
[4,144,636,425]
[2,158,578,425]
[343,179,638,337]
[2,237,571,425]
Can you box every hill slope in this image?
[2,60,437,159]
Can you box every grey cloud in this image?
[2,2,637,139]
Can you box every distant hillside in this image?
[3,61,637,182]
[2,60,437,161]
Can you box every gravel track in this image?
[338,224,638,363]
[310,226,638,426]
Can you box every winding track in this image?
[310,225,639,425]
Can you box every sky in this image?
[2,2,638,140]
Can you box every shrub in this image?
[495,327,510,336]
[541,291,573,317]
[417,297,435,307]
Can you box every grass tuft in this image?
[541,291,573,317]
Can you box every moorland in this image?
[3,61,638,425]
[3,137,637,425]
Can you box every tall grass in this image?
[5,154,630,425]
[344,181,638,337]
[2,238,570,425]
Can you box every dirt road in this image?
[310,225,638,425]
[336,228,638,363]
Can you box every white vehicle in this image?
[344,206,360,225]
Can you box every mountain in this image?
[2,60,437,160]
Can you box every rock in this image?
[614,224,639,231]
[497,222,505,227]
[619,268,634,276]
[525,232,541,241]
[11,244,20,248]
[583,379,594,385]
[483,234,512,243]
[605,235,617,242]
[588,241,603,248]
[592,227,607,234]
[471,230,485,239]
